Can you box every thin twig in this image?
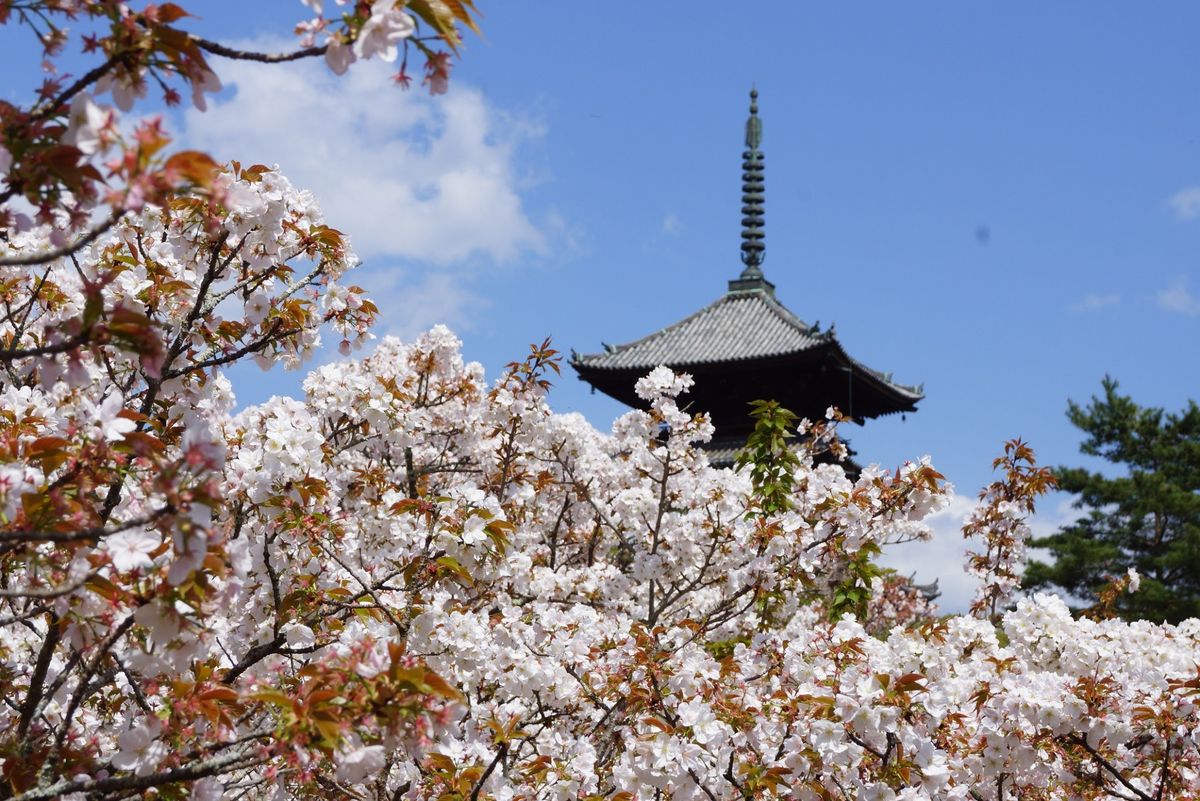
[30,53,123,120]
[0,571,95,598]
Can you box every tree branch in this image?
[468,743,507,801]
[17,613,60,740]
[222,633,286,685]
[0,508,173,545]
[0,213,121,267]
[0,571,95,599]
[161,320,297,378]
[0,330,88,362]
[192,37,329,64]
[1069,733,1155,801]
[11,748,262,801]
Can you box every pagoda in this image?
[571,90,923,463]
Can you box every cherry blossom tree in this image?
[216,334,1200,801]
[7,201,1200,797]
[0,166,407,798]
[4,6,1200,800]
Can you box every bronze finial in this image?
[745,87,762,150]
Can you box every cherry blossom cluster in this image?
[211,336,1200,800]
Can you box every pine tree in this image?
[1025,378,1200,623]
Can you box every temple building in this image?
[571,89,923,464]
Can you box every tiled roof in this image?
[700,436,745,468]
[572,285,924,402]
[573,288,825,370]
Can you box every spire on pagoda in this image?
[729,88,774,295]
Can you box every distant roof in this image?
[571,283,924,404]
[573,284,820,371]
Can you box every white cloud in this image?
[662,211,683,236]
[180,54,545,266]
[544,209,589,261]
[880,493,977,614]
[1069,293,1119,313]
[1157,276,1200,317]
[1168,187,1200,220]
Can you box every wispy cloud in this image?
[180,51,546,267]
[1157,276,1200,316]
[360,268,483,342]
[1069,293,1119,313]
[1168,187,1200,220]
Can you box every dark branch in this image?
[469,744,508,801]
[1068,733,1155,801]
[192,37,328,64]
[0,213,121,268]
[0,572,94,599]
[12,748,262,801]
[0,330,88,362]
[161,320,294,379]
[0,508,173,545]
[222,634,286,685]
[17,613,60,740]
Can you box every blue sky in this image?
[5,3,1200,609]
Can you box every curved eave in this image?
[825,339,924,406]
[573,336,924,401]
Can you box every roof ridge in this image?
[572,287,922,402]
[757,292,924,399]
[755,288,813,334]
[599,291,737,357]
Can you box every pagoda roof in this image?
[574,283,818,370]
[571,283,924,406]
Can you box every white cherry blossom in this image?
[111,717,168,777]
[105,528,160,572]
[335,743,387,783]
[353,0,416,62]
